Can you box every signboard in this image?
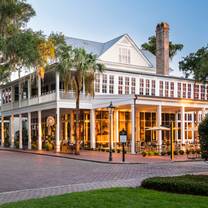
[120,129,127,144]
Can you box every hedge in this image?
[141,175,208,196]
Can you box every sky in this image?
[26,0,208,77]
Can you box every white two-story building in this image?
[0,23,207,154]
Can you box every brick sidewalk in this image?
[0,147,201,164]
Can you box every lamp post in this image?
[107,101,115,161]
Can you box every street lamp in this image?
[107,101,115,161]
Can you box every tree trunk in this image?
[75,90,80,155]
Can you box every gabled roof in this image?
[65,34,156,67]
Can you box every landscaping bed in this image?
[1,188,208,208]
[141,175,208,196]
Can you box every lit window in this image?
[201,85,205,100]
[177,83,181,98]
[165,81,169,97]
[170,82,174,97]
[109,75,114,94]
[131,77,136,94]
[118,76,123,95]
[151,80,156,96]
[159,81,163,97]
[119,48,131,64]
[125,77,130,94]
[102,74,107,93]
[146,79,150,95]
[139,78,144,95]
[194,84,199,99]
[183,83,186,98]
[95,74,100,93]
[188,84,192,98]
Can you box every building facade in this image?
[0,23,207,154]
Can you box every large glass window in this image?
[194,84,199,99]
[145,79,150,95]
[95,74,100,93]
[177,83,181,98]
[188,84,192,98]
[95,111,109,145]
[131,77,136,94]
[201,85,205,100]
[170,82,174,97]
[119,111,131,143]
[159,81,163,96]
[139,78,144,95]
[165,81,169,97]
[125,77,130,94]
[118,76,123,94]
[119,48,131,64]
[151,80,155,96]
[109,75,114,94]
[102,74,107,93]
[183,83,186,98]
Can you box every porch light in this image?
[107,101,115,162]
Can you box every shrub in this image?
[141,175,208,196]
[174,150,178,155]
[154,151,159,156]
[148,151,154,156]
[167,151,171,155]
[191,149,196,154]
[196,149,201,154]
[186,149,191,155]
[199,115,208,160]
[142,151,147,157]
[179,150,185,155]
[161,152,166,156]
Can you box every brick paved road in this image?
[0,151,208,204]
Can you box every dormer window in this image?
[119,47,131,64]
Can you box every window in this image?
[151,80,156,96]
[188,84,192,98]
[118,76,123,94]
[194,84,199,99]
[139,78,144,95]
[177,83,181,98]
[206,86,208,100]
[95,74,100,93]
[146,79,150,95]
[159,81,163,97]
[109,75,114,94]
[201,85,205,100]
[131,77,136,94]
[2,87,11,104]
[102,74,107,93]
[119,48,131,64]
[125,77,130,94]
[170,82,174,97]
[165,81,169,97]
[183,83,186,98]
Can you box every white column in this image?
[115,110,119,143]
[10,114,15,148]
[56,72,60,100]
[64,114,68,141]
[38,110,42,150]
[131,103,136,154]
[202,107,206,120]
[56,107,60,152]
[181,106,185,145]
[1,114,4,147]
[19,114,22,149]
[157,105,162,151]
[90,109,96,149]
[28,112,32,150]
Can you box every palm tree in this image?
[55,44,105,154]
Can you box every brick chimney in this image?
[156,22,169,76]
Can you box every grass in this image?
[1,188,208,208]
[141,175,208,196]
